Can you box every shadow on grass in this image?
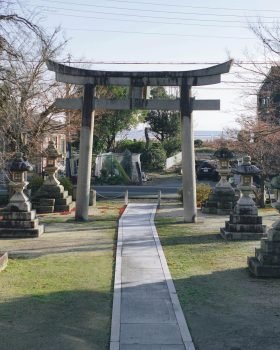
[159,233,223,246]
[0,290,112,350]
[172,268,280,350]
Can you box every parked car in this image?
[196,160,219,181]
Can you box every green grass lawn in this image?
[0,202,122,350]
[156,213,280,350]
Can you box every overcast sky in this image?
[16,0,280,131]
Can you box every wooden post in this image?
[75,84,95,221]
[180,83,197,223]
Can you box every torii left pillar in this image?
[75,84,95,221]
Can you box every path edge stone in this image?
[110,205,129,350]
[150,205,196,350]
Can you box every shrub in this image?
[115,140,146,154]
[27,174,44,195]
[141,143,167,171]
[194,139,203,148]
[162,137,181,157]
[178,183,212,207]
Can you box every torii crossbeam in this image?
[47,59,233,222]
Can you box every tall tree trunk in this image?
[259,175,266,208]
[144,127,150,148]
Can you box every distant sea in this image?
[117,128,223,141]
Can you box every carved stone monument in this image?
[0,153,44,238]
[220,156,266,240]
[32,141,74,213]
[248,175,280,277]
[202,147,237,214]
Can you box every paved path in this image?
[110,203,195,350]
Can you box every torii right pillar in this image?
[179,58,233,223]
[181,82,197,222]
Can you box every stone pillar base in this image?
[0,210,44,238]
[220,213,266,240]
[248,238,280,277]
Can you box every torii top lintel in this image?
[47,59,233,87]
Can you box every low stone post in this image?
[124,190,128,206]
[248,175,280,277]
[91,189,96,207]
[220,156,266,240]
[157,190,161,209]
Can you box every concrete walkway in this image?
[110,203,195,350]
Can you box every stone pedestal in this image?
[32,183,74,213]
[248,184,280,277]
[220,156,266,240]
[0,210,44,238]
[202,147,238,215]
[202,187,238,215]
[32,141,74,213]
[220,207,266,240]
[0,152,44,238]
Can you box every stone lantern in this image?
[202,147,237,215]
[7,152,33,212]
[32,141,74,213]
[220,156,266,240]
[0,153,44,238]
[42,140,63,189]
[214,147,234,189]
[248,175,280,276]
[232,155,260,215]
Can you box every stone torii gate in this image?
[47,59,233,222]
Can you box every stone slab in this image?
[255,248,280,265]
[0,218,39,228]
[122,267,165,284]
[54,202,75,212]
[121,295,177,324]
[248,256,280,277]
[122,244,159,257]
[120,345,186,350]
[120,324,183,345]
[122,256,162,270]
[0,225,44,238]
[121,282,170,299]
[55,196,73,205]
[39,198,55,206]
[226,222,266,233]
[36,206,54,214]
[261,239,280,253]
[1,211,36,221]
[230,215,263,224]
[220,228,265,241]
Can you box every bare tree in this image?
[0,1,72,162]
[227,116,280,207]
